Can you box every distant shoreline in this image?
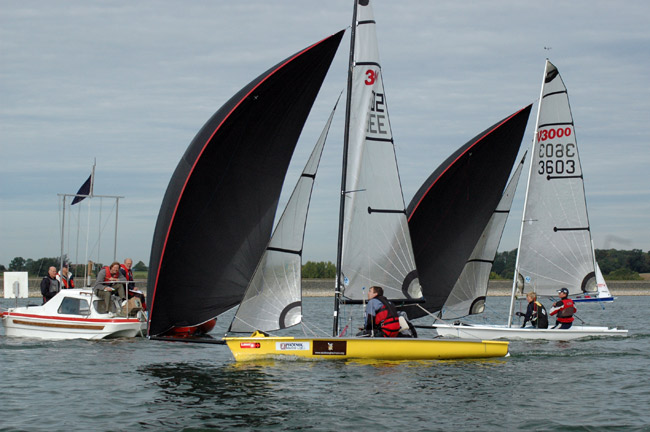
[2,278,649,298]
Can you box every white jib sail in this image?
[340,0,422,301]
[229,102,338,333]
[515,60,595,297]
[441,152,527,319]
[595,262,612,298]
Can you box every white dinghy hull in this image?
[433,323,628,341]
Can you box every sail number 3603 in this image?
[538,142,576,175]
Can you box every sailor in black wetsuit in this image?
[516,292,548,328]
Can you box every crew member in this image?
[361,286,401,337]
[549,287,576,329]
[516,292,548,328]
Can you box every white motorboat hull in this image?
[433,323,628,341]
[1,289,146,340]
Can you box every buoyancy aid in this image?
[103,266,120,282]
[374,296,401,337]
[48,277,60,293]
[57,271,75,288]
[552,298,576,323]
[533,301,548,328]
[119,264,134,281]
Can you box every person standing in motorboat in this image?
[516,292,548,328]
[40,266,60,304]
[549,287,576,329]
[94,261,126,314]
[56,263,75,289]
[359,285,401,337]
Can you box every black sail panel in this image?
[147,30,344,336]
[405,105,532,319]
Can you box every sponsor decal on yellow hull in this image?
[224,334,508,362]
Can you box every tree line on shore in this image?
[2,256,147,278]
[3,249,648,280]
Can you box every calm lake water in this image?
[1,296,648,431]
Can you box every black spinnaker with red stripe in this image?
[147,30,344,336]
[405,105,532,319]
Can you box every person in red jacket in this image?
[57,263,75,289]
[549,287,576,329]
[120,258,146,311]
[360,286,401,337]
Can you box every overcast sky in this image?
[1,0,649,269]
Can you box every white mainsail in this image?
[340,0,422,301]
[230,102,337,333]
[441,153,527,319]
[513,60,596,298]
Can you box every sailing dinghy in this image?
[148,0,508,361]
[433,60,627,340]
[574,262,614,303]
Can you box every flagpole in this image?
[90,159,96,197]
[60,195,66,272]
[114,198,120,262]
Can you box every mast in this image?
[333,0,358,337]
[507,59,548,327]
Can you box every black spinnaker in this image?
[147,30,344,336]
[405,105,532,319]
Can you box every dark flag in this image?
[71,175,92,205]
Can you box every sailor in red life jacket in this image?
[549,287,577,329]
[56,263,75,289]
[94,261,126,314]
[360,285,401,337]
[119,258,147,311]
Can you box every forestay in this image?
[515,60,595,297]
[229,101,338,333]
[340,1,421,301]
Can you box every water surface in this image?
[1,296,648,431]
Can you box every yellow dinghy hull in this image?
[224,333,508,362]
